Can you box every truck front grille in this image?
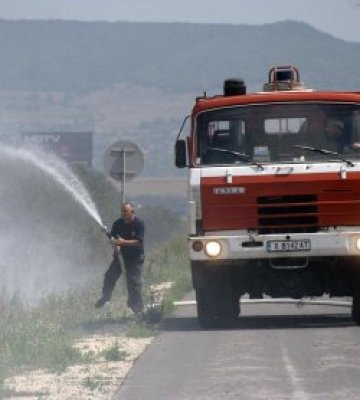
[257,194,318,234]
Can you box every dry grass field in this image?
[0,85,194,178]
[120,177,187,198]
[0,85,193,142]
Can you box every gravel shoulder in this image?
[3,327,153,400]
[2,282,175,399]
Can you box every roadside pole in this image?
[103,141,144,204]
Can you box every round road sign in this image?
[103,140,144,182]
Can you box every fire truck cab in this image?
[175,66,360,328]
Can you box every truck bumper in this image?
[189,230,360,261]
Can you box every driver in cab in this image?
[325,118,360,153]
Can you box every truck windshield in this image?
[196,103,360,165]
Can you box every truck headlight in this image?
[205,241,222,258]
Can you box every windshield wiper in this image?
[292,145,355,167]
[206,147,264,170]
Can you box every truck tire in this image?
[352,292,360,325]
[195,273,239,329]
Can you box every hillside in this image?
[0,19,359,176]
[0,19,359,93]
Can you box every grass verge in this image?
[0,234,190,392]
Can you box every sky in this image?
[0,0,359,43]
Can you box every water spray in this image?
[0,143,112,302]
[0,144,104,228]
[101,224,113,239]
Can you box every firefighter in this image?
[95,202,145,314]
[326,117,360,153]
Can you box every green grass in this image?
[143,235,192,305]
[82,375,110,391]
[0,233,190,386]
[125,321,155,338]
[102,342,128,362]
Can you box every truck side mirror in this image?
[175,139,187,168]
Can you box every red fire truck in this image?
[175,66,360,328]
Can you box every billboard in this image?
[22,131,93,166]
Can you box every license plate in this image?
[266,239,311,252]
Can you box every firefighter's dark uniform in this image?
[98,216,145,312]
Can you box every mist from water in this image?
[0,144,109,303]
[0,145,103,228]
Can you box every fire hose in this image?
[173,298,351,308]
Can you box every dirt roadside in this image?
[3,323,153,400]
[2,283,175,400]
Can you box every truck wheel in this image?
[352,292,360,325]
[195,275,239,329]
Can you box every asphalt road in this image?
[114,297,360,400]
